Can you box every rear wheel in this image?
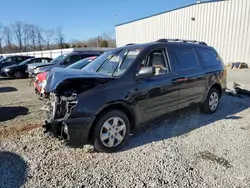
[13,71,23,79]
[201,88,220,114]
[93,110,130,153]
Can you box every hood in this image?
[0,63,17,69]
[29,62,55,69]
[2,64,20,69]
[45,67,113,93]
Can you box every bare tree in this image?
[43,29,54,50]
[101,31,116,47]
[35,26,44,50]
[27,24,37,50]
[23,24,30,52]
[3,26,13,48]
[12,21,23,52]
[0,25,3,53]
[54,26,64,48]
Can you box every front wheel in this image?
[201,88,220,114]
[13,71,23,79]
[93,110,130,153]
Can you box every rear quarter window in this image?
[196,48,222,67]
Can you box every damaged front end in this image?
[43,92,78,140]
[42,67,113,147]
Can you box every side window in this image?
[34,59,43,63]
[41,59,49,63]
[16,57,24,62]
[4,57,13,63]
[27,60,35,64]
[196,48,222,67]
[142,49,169,76]
[171,48,199,72]
[81,54,93,59]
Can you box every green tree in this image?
[100,40,108,47]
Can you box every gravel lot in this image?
[1,69,250,188]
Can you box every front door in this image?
[169,47,206,109]
[136,48,179,126]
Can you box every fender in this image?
[203,82,222,102]
[93,100,137,128]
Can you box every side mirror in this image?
[136,66,155,79]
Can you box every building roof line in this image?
[115,0,227,27]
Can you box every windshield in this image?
[83,49,141,76]
[49,54,67,64]
[0,57,7,64]
[67,57,96,69]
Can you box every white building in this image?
[116,0,250,64]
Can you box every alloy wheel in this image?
[100,117,127,148]
[209,92,219,111]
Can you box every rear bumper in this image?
[43,116,94,148]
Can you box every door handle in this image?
[172,77,188,84]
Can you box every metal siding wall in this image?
[116,0,250,64]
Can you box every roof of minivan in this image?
[117,41,212,51]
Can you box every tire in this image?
[93,110,130,153]
[13,71,23,79]
[201,88,220,114]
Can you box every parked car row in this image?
[1,57,53,78]
[0,55,52,78]
[0,51,104,79]
[28,51,103,77]
[39,39,227,153]
[34,56,98,97]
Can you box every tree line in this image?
[0,21,116,54]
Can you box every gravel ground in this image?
[0,69,250,188]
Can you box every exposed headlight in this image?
[4,68,10,72]
[34,68,41,74]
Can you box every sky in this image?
[0,0,197,41]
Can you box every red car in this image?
[34,56,97,97]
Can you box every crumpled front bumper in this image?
[28,68,36,77]
[42,93,94,148]
[43,116,94,148]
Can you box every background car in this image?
[0,55,34,70]
[28,51,103,77]
[34,56,97,97]
[1,57,52,78]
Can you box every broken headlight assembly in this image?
[46,92,78,122]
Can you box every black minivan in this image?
[43,39,227,152]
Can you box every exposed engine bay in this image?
[42,76,113,143]
[44,77,112,122]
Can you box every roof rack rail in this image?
[125,43,136,46]
[156,38,207,45]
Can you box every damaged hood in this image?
[45,67,113,93]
